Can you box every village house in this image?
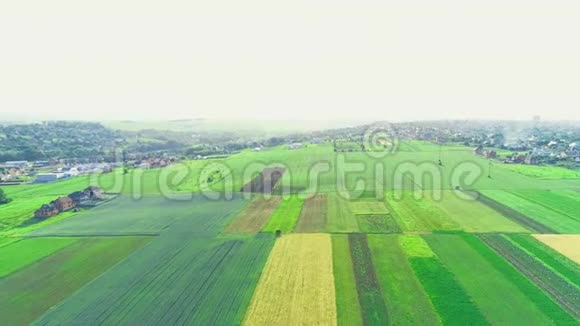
[53,196,76,212]
[69,191,89,204]
[484,150,497,159]
[473,145,484,155]
[34,203,60,218]
[68,186,105,204]
[33,186,106,219]
[524,154,538,165]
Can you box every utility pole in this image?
[488,160,492,178]
[438,141,443,166]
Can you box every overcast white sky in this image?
[1,0,579,122]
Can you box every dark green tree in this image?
[0,188,11,205]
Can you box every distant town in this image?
[1,119,578,185]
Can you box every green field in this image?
[327,192,359,232]
[31,196,273,325]
[0,140,579,324]
[368,235,440,325]
[499,164,580,180]
[386,191,460,232]
[425,234,560,324]
[348,234,389,325]
[480,234,580,318]
[408,255,486,325]
[0,237,152,325]
[262,195,304,233]
[479,190,580,233]
[332,234,363,326]
[0,237,77,277]
[29,194,246,237]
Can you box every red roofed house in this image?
[53,196,76,212]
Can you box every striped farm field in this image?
[385,191,461,232]
[368,235,440,325]
[403,235,487,325]
[425,234,570,324]
[507,234,580,288]
[480,234,580,318]
[348,234,389,325]
[327,193,358,233]
[226,196,282,233]
[29,194,244,237]
[433,191,528,233]
[1,142,579,325]
[510,190,580,221]
[0,237,153,326]
[244,234,336,325]
[294,194,328,233]
[478,190,580,233]
[262,195,304,233]
[35,235,274,325]
[349,199,389,215]
[0,237,77,278]
[533,234,580,264]
[332,234,363,325]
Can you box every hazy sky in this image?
[1,0,579,121]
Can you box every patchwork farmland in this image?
[0,143,579,325]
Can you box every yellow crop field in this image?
[243,233,337,326]
[532,234,580,264]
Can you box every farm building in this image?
[36,173,64,183]
[52,196,76,212]
[85,186,105,200]
[485,150,497,159]
[32,186,105,219]
[4,161,29,168]
[34,204,59,218]
[68,186,105,204]
[33,161,50,167]
[69,191,90,204]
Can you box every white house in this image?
[63,168,80,178]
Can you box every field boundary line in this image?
[470,191,556,234]
[508,191,580,223]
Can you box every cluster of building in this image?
[34,186,105,218]
[0,167,23,183]
[2,156,179,184]
[127,157,174,169]
[35,163,116,183]
[473,146,497,159]
[0,160,120,184]
[394,120,579,167]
